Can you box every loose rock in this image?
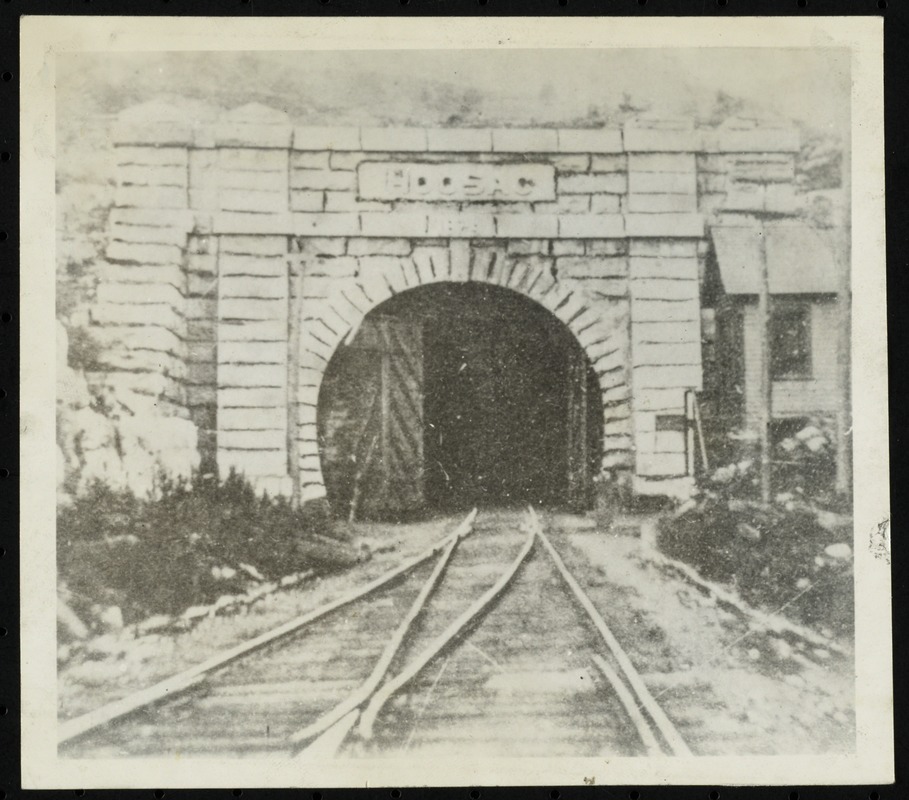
[824,543,852,560]
[769,638,793,661]
[137,614,173,635]
[99,605,124,632]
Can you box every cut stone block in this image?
[627,153,697,174]
[558,215,625,239]
[218,298,289,322]
[217,363,288,389]
[491,129,559,153]
[116,146,189,167]
[114,186,187,210]
[359,212,428,238]
[292,169,358,192]
[624,214,704,238]
[219,148,288,171]
[218,449,289,478]
[293,126,362,151]
[220,189,288,214]
[361,128,428,152]
[495,215,558,239]
[425,128,493,152]
[556,128,623,154]
[632,298,700,323]
[290,191,325,212]
[558,173,627,195]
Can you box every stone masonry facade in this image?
[93,100,801,504]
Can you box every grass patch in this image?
[58,470,359,630]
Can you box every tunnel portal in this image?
[318,282,603,520]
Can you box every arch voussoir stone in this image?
[298,348,328,372]
[304,331,335,360]
[568,307,603,337]
[326,292,365,331]
[339,283,372,315]
[297,384,320,408]
[501,260,526,288]
[356,273,395,308]
[306,302,349,336]
[553,291,588,327]
[525,269,557,301]
[399,257,422,289]
[379,262,410,295]
[593,349,626,376]
[410,254,436,286]
[298,366,323,387]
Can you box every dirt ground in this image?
[549,511,855,756]
[59,508,855,757]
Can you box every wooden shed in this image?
[706,221,841,437]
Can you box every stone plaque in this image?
[358,161,556,202]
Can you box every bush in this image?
[658,496,853,638]
[773,416,840,504]
[58,470,359,627]
[658,450,854,639]
[699,415,845,506]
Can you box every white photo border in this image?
[20,15,890,788]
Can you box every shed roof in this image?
[710,223,838,295]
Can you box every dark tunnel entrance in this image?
[317,282,603,520]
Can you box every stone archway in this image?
[291,240,632,504]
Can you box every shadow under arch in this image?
[294,245,631,512]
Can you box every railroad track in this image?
[60,507,690,759]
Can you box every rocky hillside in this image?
[56,320,199,504]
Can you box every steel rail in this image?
[530,507,693,757]
[295,709,361,761]
[58,509,478,748]
[290,508,477,751]
[590,654,662,757]
[356,512,537,741]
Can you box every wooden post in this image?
[834,146,852,497]
[348,387,381,522]
[379,335,392,504]
[348,432,379,523]
[692,393,710,473]
[566,351,588,510]
[578,357,588,507]
[756,212,773,505]
[288,249,306,508]
[684,391,696,477]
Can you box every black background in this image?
[0,1,904,798]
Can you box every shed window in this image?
[770,304,812,379]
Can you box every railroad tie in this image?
[529,507,693,758]
[357,513,538,741]
[291,508,477,755]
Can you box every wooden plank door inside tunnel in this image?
[318,317,424,520]
[317,283,603,519]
